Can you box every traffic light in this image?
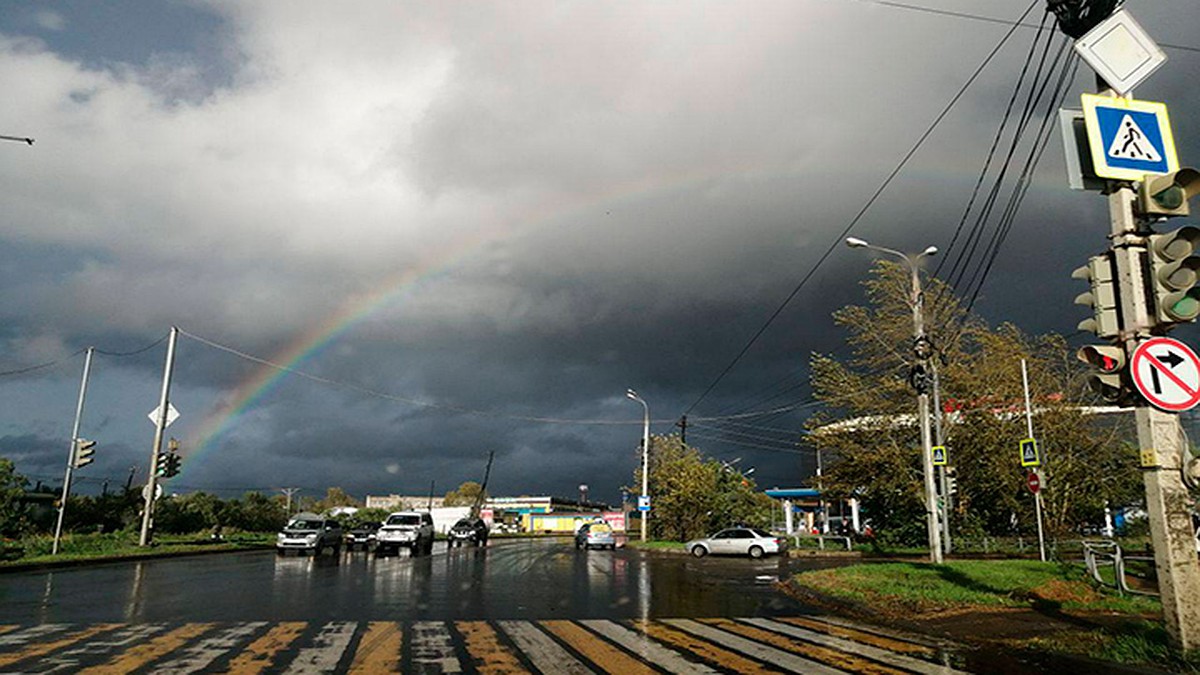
[1148,226,1200,325]
[165,453,181,478]
[1077,345,1130,403]
[1072,253,1120,338]
[155,452,173,478]
[1137,169,1200,218]
[946,466,957,496]
[72,438,96,469]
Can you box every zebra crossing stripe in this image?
[540,620,655,675]
[579,620,718,675]
[348,621,402,673]
[0,624,120,668]
[703,618,906,675]
[411,620,463,673]
[283,621,358,674]
[498,620,594,675]
[743,618,962,675]
[626,620,783,674]
[222,621,307,674]
[77,623,215,674]
[777,616,938,655]
[456,621,530,674]
[35,624,169,674]
[0,626,17,636]
[145,622,269,675]
[663,619,845,675]
[0,623,75,647]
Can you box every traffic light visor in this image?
[1077,345,1124,373]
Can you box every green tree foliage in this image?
[0,458,32,537]
[808,261,1140,544]
[313,487,360,512]
[347,507,391,527]
[631,434,773,541]
[443,481,487,507]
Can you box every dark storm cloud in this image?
[5,1,1200,502]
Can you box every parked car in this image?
[685,527,785,559]
[575,521,616,550]
[376,511,434,555]
[276,513,343,556]
[345,522,380,551]
[449,517,489,547]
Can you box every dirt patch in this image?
[1027,579,1104,607]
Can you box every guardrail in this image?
[1082,539,1159,596]
[790,534,853,551]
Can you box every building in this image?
[364,495,445,511]
[764,488,861,535]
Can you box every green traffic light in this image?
[1153,185,1187,211]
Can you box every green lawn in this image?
[1,531,273,568]
[793,560,1160,615]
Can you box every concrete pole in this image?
[912,264,944,564]
[52,347,93,555]
[1107,178,1200,649]
[931,361,951,554]
[640,401,650,542]
[139,327,178,547]
[1021,359,1047,562]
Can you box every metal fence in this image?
[790,534,853,551]
[1081,539,1159,596]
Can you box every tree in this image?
[808,261,1140,544]
[314,487,360,513]
[444,481,487,508]
[0,458,31,538]
[631,434,773,542]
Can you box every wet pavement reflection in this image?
[0,538,840,623]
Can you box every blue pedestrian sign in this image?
[931,446,947,467]
[1082,94,1177,182]
[637,495,650,512]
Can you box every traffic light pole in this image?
[931,362,951,555]
[139,327,178,547]
[52,347,93,556]
[911,265,943,564]
[1108,178,1200,650]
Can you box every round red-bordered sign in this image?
[1130,337,1200,412]
[1026,471,1041,494]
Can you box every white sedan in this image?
[685,527,786,559]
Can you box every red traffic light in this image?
[1077,345,1125,374]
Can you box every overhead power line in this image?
[681,0,1040,417]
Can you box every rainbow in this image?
[181,164,774,468]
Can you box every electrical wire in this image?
[0,349,86,378]
[680,0,1040,418]
[95,333,170,357]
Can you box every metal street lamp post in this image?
[845,237,944,563]
[626,389,650,542]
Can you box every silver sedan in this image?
[685,527,785,559]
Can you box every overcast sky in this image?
[3,0,1200,507]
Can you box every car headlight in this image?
[305,534,318,543]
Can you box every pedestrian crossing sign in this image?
[1081,94,1177,181]
[1019,438,1040,468]
[931,445,947,466]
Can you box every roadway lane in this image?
[0,538,836,623]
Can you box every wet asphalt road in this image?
[0,538,847,624]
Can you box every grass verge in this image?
[1,531,273,568]
[791,560,1200,671]
[624,540,685,551]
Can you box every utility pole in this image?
[931,361,951,555]
[1020,359,1047,562]
[676,415,687,445]
[52,347,94,555]
[139,326,178,547]
[279,488,299,515]
[846,238,942,563]
[626,389,651,542]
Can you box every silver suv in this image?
[276,513,342,556]
[376,511,434,555]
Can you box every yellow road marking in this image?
[78,623,214,674]
[0,626,17,636]
[458,621,530,675]
[701,618,907,675]
[348,622,402,673]
[541,620,654,675]
[0,624,121,668]
[777,617,935,656]
[221,621,307,674]
[627,620,784,675]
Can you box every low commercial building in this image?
[364,495,445,511]
[764,488,861,535]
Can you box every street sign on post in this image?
[147,403,180,428]
[931,446,947,466]
[1082,94,1177,182]
[1019,438,1041,468]
[1027,471,1041,494]
[1130,337,1200,412]
[1073,9,1167,96]
[637,495,650,512]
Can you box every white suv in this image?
[376,511,434,555]
[276,513,342,556]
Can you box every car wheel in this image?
[748,545,764,559]
[691,545,708,558]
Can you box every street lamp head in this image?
[626,388,639,400]
[845,237,869,249]
[922,245,939,257]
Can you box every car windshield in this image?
[386,514,422,526]
[287,519,322,530]
[453,519,475,528]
